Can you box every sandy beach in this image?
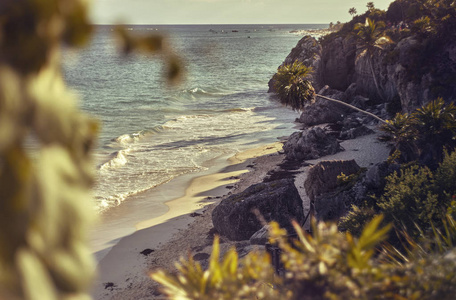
[91,142,285,299]
[92,127,390,299]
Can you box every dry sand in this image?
[92,128,390,299]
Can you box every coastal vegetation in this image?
[153,0,456,298]
[273,61,388,125]
[1,0,456,299]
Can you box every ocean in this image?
[63,24,325,218]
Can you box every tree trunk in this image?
[368,56,385,101]
[316,94,389,125]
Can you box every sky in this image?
[90,0,395,25]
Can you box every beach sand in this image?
[92,142,284,299]
[92,129,390,299]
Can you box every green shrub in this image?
[152,216,456,299]
[381,98,456,167]
[377,164,439,233]
[339,205,378,236]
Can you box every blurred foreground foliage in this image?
[152,216,456,299]
[0,1,97,299]
[0,0,183,299]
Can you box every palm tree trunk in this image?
[316,94,389,125]
[368,56,385,101]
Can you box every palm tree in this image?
[366,1,375,11]
[273,61,388,125]
[349,7,357,17]
[354,18,392,101]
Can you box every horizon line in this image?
[91,23,329,26]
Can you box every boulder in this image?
[364,161,401,191]
[250,225,270,245]
[304,160,361,202]
[311,161,400,222]
[314,181,367,221]
[212,178,304,241]
[268,35,322,92]
[339,125,374,140]
[298,98,345,126]
[283,127,342,161]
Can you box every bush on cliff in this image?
[152,215,456,299]
[380,98,456,167]
[341,149,456,243]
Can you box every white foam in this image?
[99,149,131,171]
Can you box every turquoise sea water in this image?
[63,24,326,214]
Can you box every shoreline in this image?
[92,128,391,299]
[92,142,284,299]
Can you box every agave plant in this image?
[273,61,388,125]
[412,98,456,167]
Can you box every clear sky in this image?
[91,0,395,25]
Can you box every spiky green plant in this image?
[380,112,419,163]
[151,214,456,299]
[412,98,456,166]
[273,62,388,125]
[151,236,279,300]
[380,98,456,166]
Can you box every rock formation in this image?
[283,127,343,161]
[270,31,456,114]
[211,178,304,241]
[304,160,361,203]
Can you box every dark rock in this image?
[318,86,346,100]
[269,36,322,92]
[344,83,358,101]
[350,95,370,110]
[339,125,374,140]
[298,98,345,126]
[364,161,401,191]
[212,178,304,241]
[140,248,155,256]
[312,161,400,222]
[283,127,343,161]
[250,225,270,245]
[193,253,210,261]
[104,282,116,290]
[190,212,202,217]
[319,36,357,91]
[304,160,361,202]
[314,181,367,222]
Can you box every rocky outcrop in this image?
[308,161,401,222]
[319,36,357,91]
[283,127,342,161]
[314,181,368,221]
[339,125,374,140]
[270,31,456,114]
[304,160,361,203]
[298,98,345,126]
[211,178,304,241]
[268,35,322,92]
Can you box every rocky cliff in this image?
[270,33,456,113]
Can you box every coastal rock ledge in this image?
[211,178,304,241]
